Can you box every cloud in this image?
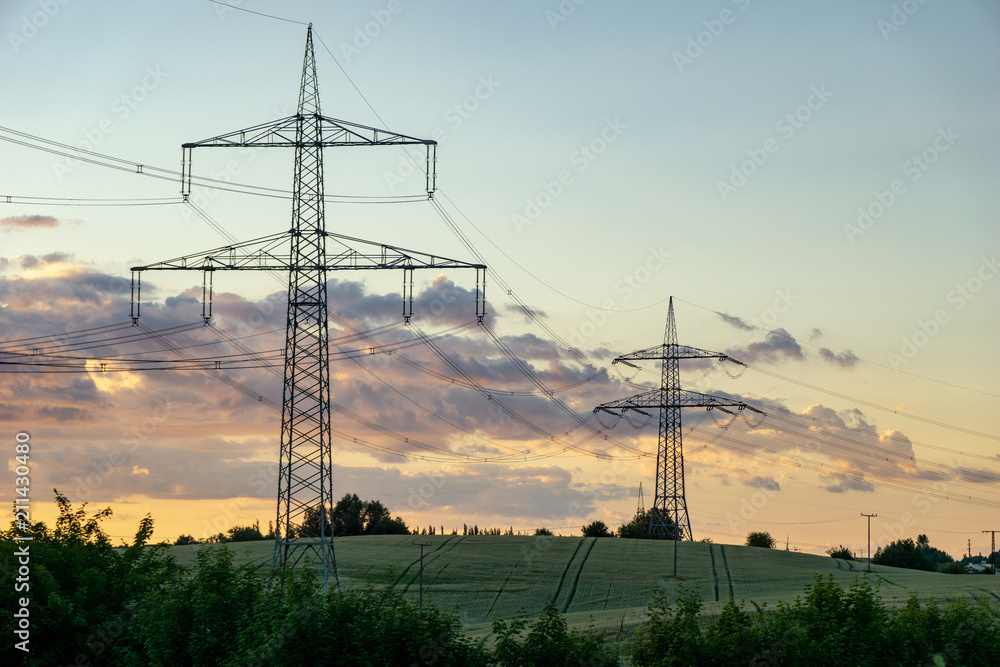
[744,475,780,491]
[717,311,755,331]
[953,466,1000,485]
[818,347,860,369]
[4,256,995,532]
[502,303,548,323]
[0,258,635,521]
[726,328,804,364]
[19,252,72,269]
[823,475,875,494]
[1,214,59,232]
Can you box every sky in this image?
[1,0,999,560]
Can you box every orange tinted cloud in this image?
[1,214,59,231]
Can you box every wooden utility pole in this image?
[413,540,433,614]
[984,531,998,574]
[862,513,877,573]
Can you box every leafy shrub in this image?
[630,574,1000,667]
[935,561,966,574]
[826,545,854,560]
[121,546,263,666]
[534,527,554,536]
[492,597,620,666]
[0,491,177,667]
[630,587,708,664]
[120,549,489,667]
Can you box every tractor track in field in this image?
[602,578,614,611]
[483,566,517,621]
[396,536,461,591]
[710,544,720,601]
[719,544,735,599]
[980,587,1000,603]
[552,539,585,608]
[562,537,597,613]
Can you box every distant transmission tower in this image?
[594,297,763,573]
[637,481,645,516]
[129,25,485,593]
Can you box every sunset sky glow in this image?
[1,0,999,559]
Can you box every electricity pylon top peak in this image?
[664,295,677,347]
[299,24,320,116]
[128,25,486,595]
[613,297,744,370]
[594,297,764,562]
[179,24,438,199]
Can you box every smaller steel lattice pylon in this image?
[594,297,763,548]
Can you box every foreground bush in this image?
[114,553,486,666]
[118,549,616,666]
[629,573,1000,666]
[492,597,621,666]
[0,492,177,667]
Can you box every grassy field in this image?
[170,535,1000,638]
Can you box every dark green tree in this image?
[362,499,409,535]
[617,509,676,539]
[298,505,332,537]
[332,492,364,536]
[913,534,955,565]
[581,520,613,538]
[226,519,265,542]
[745,531,776,549]
[872,538,935,571]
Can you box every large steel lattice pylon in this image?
[129,25,486,593]
[594,298,763,557]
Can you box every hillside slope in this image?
[171,535,1000,635]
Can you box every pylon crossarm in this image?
[181,115,438,198]
[130,232,292,271]
[325,231,486,271]
[593,390,660,414]
[316,114,434,146]
[594,389,765,413]
[129,231,485,273]
[674,390,765,412]
[182,114,433,149]
[614,343,743,363]
[182,116,300,148]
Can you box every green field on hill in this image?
[170,535,1000,639]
